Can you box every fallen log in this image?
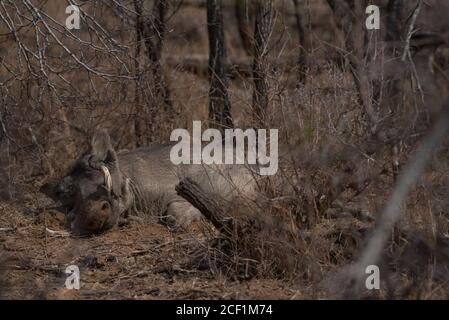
[175,177,305,278]
[175,177,234,235]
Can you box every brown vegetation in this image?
[1,0,449,299]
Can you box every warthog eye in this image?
[101,202,109,211]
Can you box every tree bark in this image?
[133,0,145,147]
[175,177,294,238]
[386,0,403,43]
[176,177,234,235]
[292,0,311,85]
[149,0,173,112]
[234,0,253,56]
[133,0,173,145]
[140,0,173,142]
[207,0,234,133]
[252,0,274,125]
[385,0,404,180]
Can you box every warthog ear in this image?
[90,129,118,165]
[89,129,123,197]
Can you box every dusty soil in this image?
[0,180,301,300]
[1,160,448,300]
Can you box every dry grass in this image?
[1,0,449,300]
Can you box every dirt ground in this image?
[0,179,304,300]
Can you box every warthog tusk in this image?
[101,165,112,194]
[45,227,70,237]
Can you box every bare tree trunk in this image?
[133,0,145,147]
[131,0,175,145]
[234,0,253,56]
[150,0,173,113]
[386,0,403,43]
[385,0,404,180]
[292,0,311,86]
[327,0,378,132]
[252,0,274,124]
[207,0,234,133]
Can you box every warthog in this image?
[42,130,257,235]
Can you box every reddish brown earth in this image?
[0,180,301,300]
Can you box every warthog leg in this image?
[161,197,202,227]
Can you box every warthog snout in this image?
[71,195,112,235]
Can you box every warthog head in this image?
[56,130,132,235]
